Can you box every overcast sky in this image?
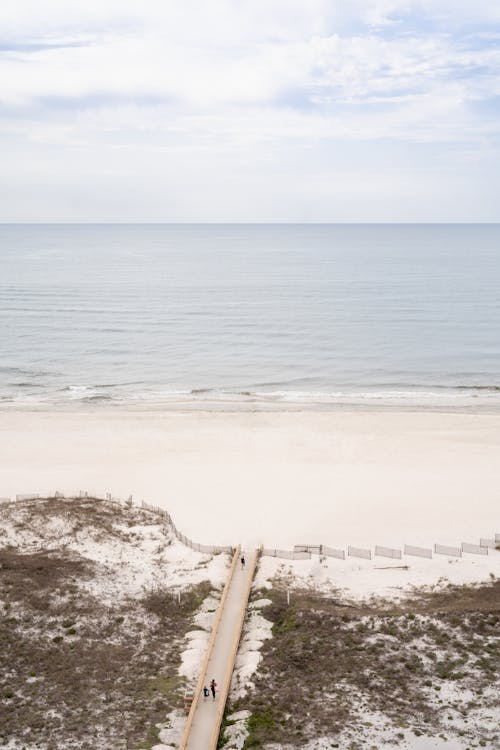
[1,1,500,222]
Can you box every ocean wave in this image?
[80,395,114,402]
[3,381,500,408]
[58,381,143,392]
[456,384,500,392]
[54,385,120,402]
[348,382,500,393]
[0,366,55,378]
[8,382,44,388]
[248,379,500,394]
[134,386,500,406]
[247,377,322,389]
[60,385,94,394]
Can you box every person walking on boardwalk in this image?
[203,686,209,699]
[210,678,217,700]
[241,554,245,568]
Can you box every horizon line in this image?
[1,221,500,227]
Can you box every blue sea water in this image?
[1,223,499,409]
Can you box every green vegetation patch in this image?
[226,581,500,749]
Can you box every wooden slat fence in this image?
[462,542,488,555]
[434,543,462,557]
[262,548,311,560]
[375,545,402,560]
[293,544,345,560]
[140,500,232,555]
[404,544,432,559]
[480,538,496,549]
[5,492,500,562]
[294,544,321,554]
[323,546,345,560]
[348,545,371,560]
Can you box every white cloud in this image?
[0,0,499,220]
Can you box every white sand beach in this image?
[0,408,498,552]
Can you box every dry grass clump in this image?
[0,497,214,750]
[0,548,91,609]
[0,495,159,547]
[230,580,499,748]
[0,555,210,749]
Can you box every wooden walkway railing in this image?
[178,547,260,750]
[178,546,241,750]
[208,548,260,749]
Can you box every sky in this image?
[1,0,500,222]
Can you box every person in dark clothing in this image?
[210,678,217,700]
[241,555,245,568]
[203,686,209,699]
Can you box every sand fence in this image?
[140,500,232,555]
[263,548,312,560]
[3,491,499,564]
[404,544,432,559]
[375,545,402,560]
[262,534,498,562]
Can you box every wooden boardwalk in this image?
[179,547,259,750]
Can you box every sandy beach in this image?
[1,408,498,551]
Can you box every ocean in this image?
[1,223,499,410]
